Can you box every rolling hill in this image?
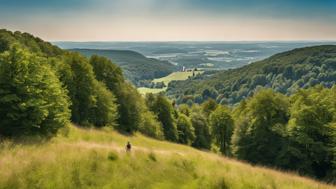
[167,45,336,104]
[0,125,334,189]
[71,49,178,86]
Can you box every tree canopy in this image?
[0,47,70,137]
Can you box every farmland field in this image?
[138,71,203,94]
[152,71,203,85]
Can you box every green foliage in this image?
[191,112,211,150]
[64,53,97,125]
[0,29,63,56]
[0,30,118,129]
[107,151,118,161]
[209,106,234,156]
[138,111,164,139]
[0,47,70,137]
[282,86,336,179]
[176,114,195,145]
[232,89,289,166]
[148,152,157,162]
[63,53,118,127]
[148,95,178,142]
[168,45,336,104]
[89,55,142,133]
[178,104,191,117]
[89,81,118,127]
[202,99,218,117]
[115,83,144,133]
[229,87,336,182]
[73,49,176,86]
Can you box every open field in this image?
[0,125,334,189]
[138,71,203,94]
[152,71,203,85]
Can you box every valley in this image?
[3,0,336,188]
[1,30,336,188]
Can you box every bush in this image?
[148,152,157,162]
[107,151,118,161]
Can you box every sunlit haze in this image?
[1,0,336,41]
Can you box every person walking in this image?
[126,141,132,152]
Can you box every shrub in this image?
[148,152,157,162]
[107,151,118,161]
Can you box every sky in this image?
[1,0,336,41]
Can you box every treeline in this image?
[155,86,336,183]
[0,30,162,138]
[167,45,336,105]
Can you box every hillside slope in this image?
[72,49,177,86]
[0,125,334,189]
[167,45,336,104]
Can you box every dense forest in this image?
[167,45,336,105]
[0,30,335,183]
[72,49,177,86]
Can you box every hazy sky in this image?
[1,0,336,41]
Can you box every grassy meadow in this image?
[138,71,203,94]
[152,71,203,86]
[0,125,334,189]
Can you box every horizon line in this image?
[52,40,336,43]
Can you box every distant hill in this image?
[167,45,336,104]
[71,49,177,86]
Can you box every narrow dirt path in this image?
[63,141,186,156]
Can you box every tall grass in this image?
[0,125,334,189]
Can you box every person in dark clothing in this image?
[126,141,132,152]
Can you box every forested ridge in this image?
[72,48,177,86]
[167,45,336,105]
[0,29,335,184]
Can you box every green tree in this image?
[202,99,218,117]
[89,55,142,133]
[178,104,191,117]
[232,89,289,166]
[88,81,118,127]
[176,114,195,145]
[283,86,336,179]
[138,111,164,139]
[60,53,119,127]
[0,47,70,137]
[150,95,178,141]
[63,53,97,126]
[191,112,211,150]
[209,106,234,156]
